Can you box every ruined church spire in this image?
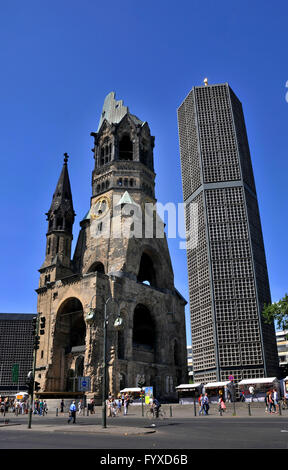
[46,153,75,234]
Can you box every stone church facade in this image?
[36,92,187,401]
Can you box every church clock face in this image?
[90,195,110,220]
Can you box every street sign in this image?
[228,375,234,381]
[78,376,91,391]
[144,386,153,405]
[12,364,19,383]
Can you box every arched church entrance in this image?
[52,297,86,392]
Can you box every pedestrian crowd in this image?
[265,388,280,414]
[33,399,48,415]
[198,393,210,415]
[0,397,49,416]
[107,393,132,417]
[0,397,29,415]
[196,386,288,416]
[198,390,228,415]
[65,393,133,424]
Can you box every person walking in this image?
[284,390,288,409]
[34,399,40,415]
[198,394,203,415]
[273,389,279,414]
[203,393,209,415]
[107,398,112,417]
[116,397,122,415]
[153,397,161,418]
[111,397,117,417]
[15,401,20,416]
[60,399,65,413]
[78,400,84,416]
[68,401,77,424]
[249,385,255,402]
[198,395,205,415]
[42,401,48,416]
[124,395,129,416]
[90,398,95,414]
[268,390,275,413]
[219,396,226,414]
[265,391,269,413]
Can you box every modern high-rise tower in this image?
[177,82,279,385]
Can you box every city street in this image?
[0,405,288,449]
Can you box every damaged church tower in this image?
[36,92,187,401]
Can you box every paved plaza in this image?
[0,404,287,449]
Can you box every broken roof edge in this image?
[97,91,143,131]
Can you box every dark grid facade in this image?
[177,83,279,385]
[0,314,34,393]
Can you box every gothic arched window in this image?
[137,253,157,287]
[100,138,112,166]
[119,135,133,161]
[87,261,105,274]
[140,140,149,165]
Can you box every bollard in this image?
[170,406,172,417]
[248,403,251,416]
[56,408,58,417]
[233,402,236,416]
[194,400,197,417]
[87,408,89,416]
[279,403,282,416]
[220,407,223,416]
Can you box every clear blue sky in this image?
[0,1,287,345]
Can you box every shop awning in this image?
[120,388,142,393]
[238,377,277,386]
[204,381,231,388]
[176,383,203,390]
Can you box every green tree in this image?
[262,293,288,332]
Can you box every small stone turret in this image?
[39,154,75,286]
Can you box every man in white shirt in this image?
[249,386,255,401]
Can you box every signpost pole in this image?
[28,314,40,429]
[102,301,108,429]
[141,388,144,417]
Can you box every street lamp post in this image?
[137,377,146,417]
[102,297,109,429]
[87,284,128,429]
[102,297,123,428]
[102,296,123,428]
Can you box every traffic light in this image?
[39,316,46,335]
[26,371,34,395]
[34,335,40,350]
[34,382,41,392]
[32,316,38,336]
